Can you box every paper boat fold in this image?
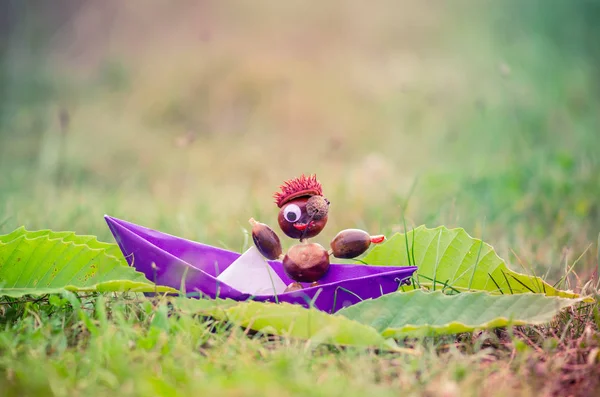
[104,215,417,313]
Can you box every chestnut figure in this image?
[250,174,386,286]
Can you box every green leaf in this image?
[337,290,582,337]
[179,298,394,349]
[0,226,124,259]
[0,227,177,297]
[363,225,581,299]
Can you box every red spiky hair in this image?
[273,174,323,208]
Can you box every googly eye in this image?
[283,204,302,223]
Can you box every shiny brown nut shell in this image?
[284,282,304,293]
[330,229,372,259]
[282,243,330,283]
[277,197,328,240]
[249,218,282,260]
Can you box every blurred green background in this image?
[1,0,598,280]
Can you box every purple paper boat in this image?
[104,215,417,313]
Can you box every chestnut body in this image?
[282,243,330,283]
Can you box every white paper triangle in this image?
[216,246,287,295]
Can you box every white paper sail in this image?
[215,246,288,295]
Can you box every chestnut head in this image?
[273,174,330,240]
[278,196,329,240]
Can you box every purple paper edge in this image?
[104,214,418,311]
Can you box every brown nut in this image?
[282,242,330,283]
[330,229,385,259]
[249,218,282,260]
[306,195,329,220]
[277,197,328,240]
[284,282,304,293]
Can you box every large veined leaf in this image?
[362,225,581,299]
[0,228,177,298]
[338,290,582,337]
[0,227,124,258]
[178,298,395,349]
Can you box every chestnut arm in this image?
[329,228,385,259]
[249,218,284,260]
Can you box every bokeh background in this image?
[1,0,599,280]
